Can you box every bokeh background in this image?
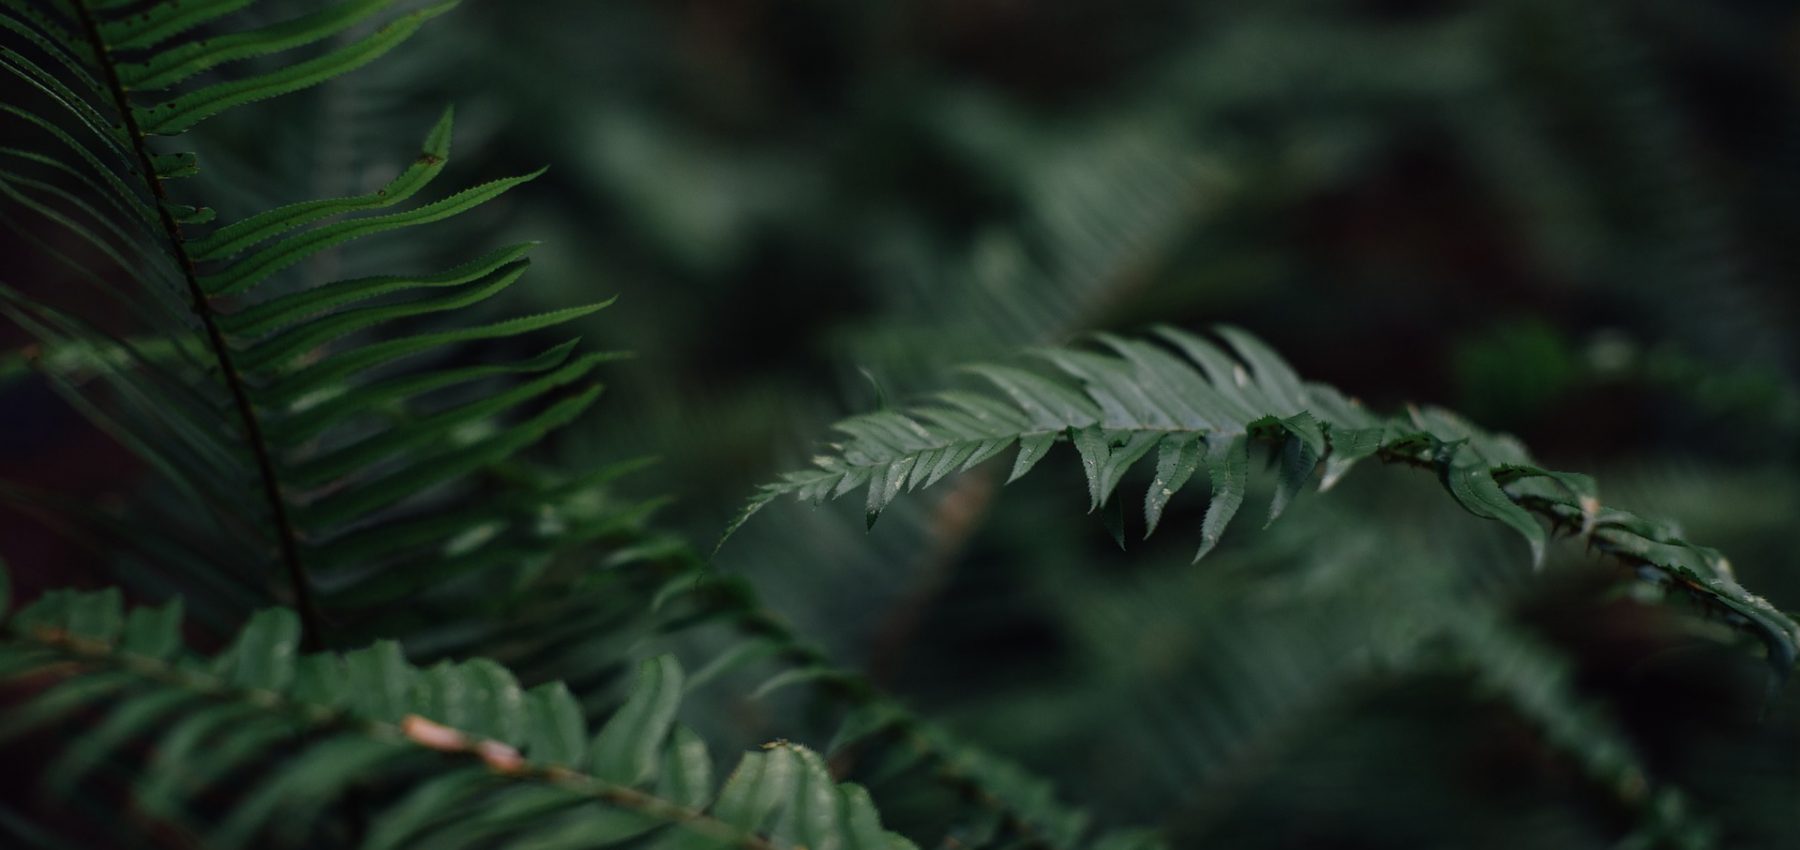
[5,0,1800,846]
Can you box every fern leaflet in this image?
[725,327,1800,672]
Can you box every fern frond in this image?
[0,477,1111,850]
[725,327,1799,672]
[1445,612,1718,849]
[1007,486,1716,847]
[0,578,920,850]
[0,1,615,644]
[403,494,1117,849]
[605,537,1104,850]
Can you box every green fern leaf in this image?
[1,0,624,645]
[0,579,922,850]
[726,327,1800,672]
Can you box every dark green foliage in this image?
[0,585,917,849]
[0,0,613,642]
[3,1,1798,848]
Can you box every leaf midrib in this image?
[826,424,1255,471]
[69,0,324,651]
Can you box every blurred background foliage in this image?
[5,0,1800,846]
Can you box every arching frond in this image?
[725,327,1799,672]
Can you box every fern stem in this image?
[18,627,780,850]
[68,0,326,652]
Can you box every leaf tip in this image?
[1192,536,1220,564]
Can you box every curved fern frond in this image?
[725,326,1800,672]
[0,578,919,850]
[0,1,614,644]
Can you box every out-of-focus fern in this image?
[957,485,1716,848]
[727,327,1799,672]
[1445,611,1716,850]
[512,521,1111,850]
